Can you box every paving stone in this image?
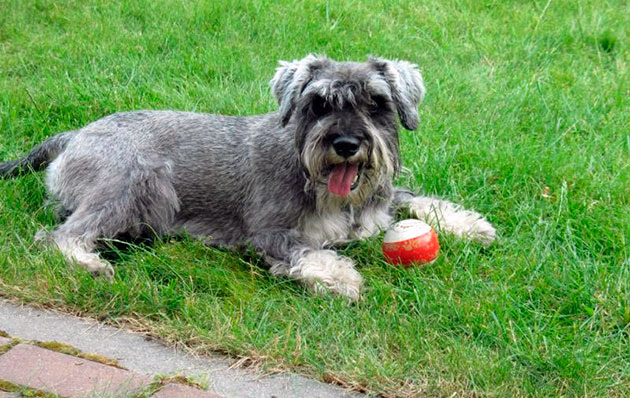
[152,383,222,398]
[0,344,150,398]
[0,336,12,346]
[0,392,20,398]
[0,300,360,398]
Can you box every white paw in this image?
[408,197,496,246]
[90,260,115,280]
[75,253,115,280]
[34,228,52,244]
[55,238,115,280]
[466,217,496,246]
[292,250,363,300]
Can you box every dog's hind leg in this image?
[48,208,117,279]
[250,232,363,300]
[393,188,496,246]
[44,155,180,279]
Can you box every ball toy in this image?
[382,219,439,266]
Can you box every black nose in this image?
[332,136,361,158]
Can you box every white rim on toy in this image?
[383,219,432,243]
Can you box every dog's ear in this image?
[369,57,426,131]
[270,54,329,126]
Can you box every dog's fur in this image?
[0,55,496,299]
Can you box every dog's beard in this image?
[301,123,396,207]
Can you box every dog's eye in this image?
[369,95,389,114]
[311,96,332,117]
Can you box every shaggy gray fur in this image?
[0,55,496,299]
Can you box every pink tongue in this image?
[328,163,359,198]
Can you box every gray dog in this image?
[0,55,495,299]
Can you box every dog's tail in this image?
[0,130,77,178]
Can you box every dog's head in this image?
[270,55,425,204]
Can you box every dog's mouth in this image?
[327,162,363,198]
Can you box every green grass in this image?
[1,0,629,396]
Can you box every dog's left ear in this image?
[270,54,329,126]
[369,57,426,131]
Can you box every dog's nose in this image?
[332,136,361,158]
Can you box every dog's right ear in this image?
[270,55,329,127]
[369,57,426,131]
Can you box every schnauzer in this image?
[0,55,495,299]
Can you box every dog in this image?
[0,55,496,300]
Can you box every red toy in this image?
[382,219,439,266]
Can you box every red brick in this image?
[152,383,221,398]
[0,344,150,398]
[0,336,12,346]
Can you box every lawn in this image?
[1,0,629,396]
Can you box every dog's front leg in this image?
[393,188,496,246]
[250,232,363,300]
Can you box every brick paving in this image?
[0,337,221,398]
[0,344,148,397]
[0,300,359,398]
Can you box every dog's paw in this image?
[92,261,115,281]
[465,216,496,246]
[71,251,115,281]
[292,250,363,300]
[80,257,115,281]
[407,197,496,246]
[34,228,54,245]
